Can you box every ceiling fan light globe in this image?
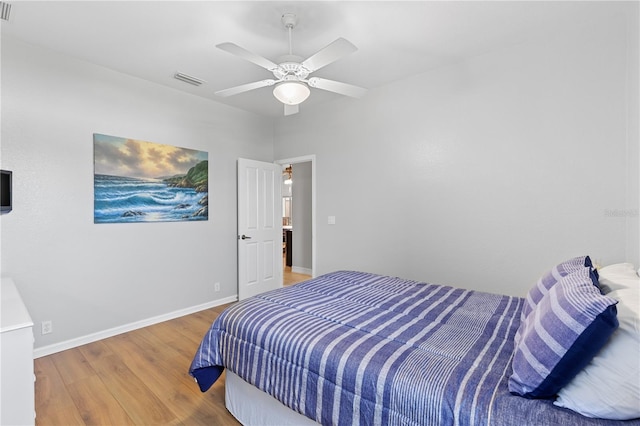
[273,81,310,105]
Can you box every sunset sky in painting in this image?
[94,133,208,179]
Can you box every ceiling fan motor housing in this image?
[273,61,310,80]
[281,13,297,29]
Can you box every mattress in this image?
[225,370,318,425]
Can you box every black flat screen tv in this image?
[1,170,12,213]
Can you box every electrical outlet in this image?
[214,282,221,292]
[41,320,53,335]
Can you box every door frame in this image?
[276,155,316,278]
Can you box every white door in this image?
[237,158,283,300]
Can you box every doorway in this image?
[276,155,316,285]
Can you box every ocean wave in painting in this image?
[94,174,207,223]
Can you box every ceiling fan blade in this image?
[215,79,277,97]
[216,42,279,71]
[307,77,367,98]
[301,38,357,72]
[284,104,299,116]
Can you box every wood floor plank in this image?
[117,328,203,399]
[89,353,177,425]
[140,321,214,371]
[34,357,86,426]
[65,375,135,426]
[102,332,188,391]
[49,348,95,385]
[77,339,113,364]
[129,325,195,366]
[107,324,241,424]
[143,318,200,348]
[101,334,202,423]
[171,315,217,346]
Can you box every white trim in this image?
[33,295,238,359]
[275,154,316,278]
[291,266,312,276]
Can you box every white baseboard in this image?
[33,295,238,359]
[291,266,312,276]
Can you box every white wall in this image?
[274,4,640,297]
[0,37,274,351]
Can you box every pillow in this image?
[521,256,593,321]
[597,263,639,294]
[509,267,619,399]
[554,287,640,420]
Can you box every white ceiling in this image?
[1,1,613,117]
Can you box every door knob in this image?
[240,235,252,240]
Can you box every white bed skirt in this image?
[225,371,319,425]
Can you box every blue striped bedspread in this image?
[189,271,631,425]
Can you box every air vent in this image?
[174,72,206,86]
[0,2,11,21]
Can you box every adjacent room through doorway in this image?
[278,156,315,286]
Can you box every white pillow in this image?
[597,263,639,294]
[554,287,640,420]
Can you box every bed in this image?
[190,265,640,425]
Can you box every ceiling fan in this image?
[215,13,367,116]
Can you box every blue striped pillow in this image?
[509,267,618,399]
[521,256,593,322]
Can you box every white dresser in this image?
[1,277,35,425]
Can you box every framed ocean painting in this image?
[94,133,208,223]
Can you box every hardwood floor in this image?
[283,266,312,286]
[283,254,312,287]
[34,269,311,425]
[35,303,239,426]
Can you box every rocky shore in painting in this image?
[163,160,208,219]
